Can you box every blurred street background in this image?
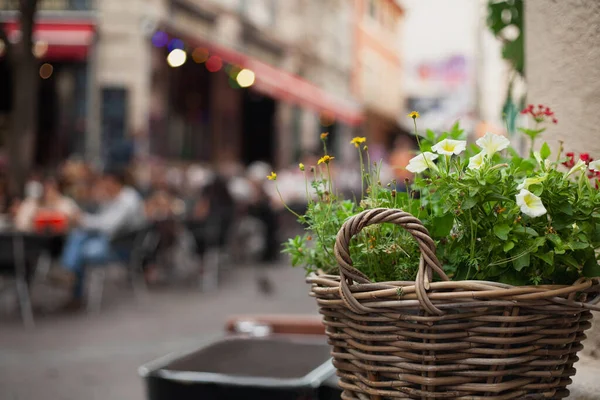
[0,0,599,399]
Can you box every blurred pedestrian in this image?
[51,166,146,311]
[14,174,79,233]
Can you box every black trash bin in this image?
[139,335,339,400]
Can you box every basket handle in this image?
[334,208,449,315]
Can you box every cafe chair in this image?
[86,224,159,314]
[0,233,50,327]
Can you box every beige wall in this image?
[525,0,600,155]
[89,0,157,162]
[526,0,600,358]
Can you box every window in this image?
[368,0,377,19]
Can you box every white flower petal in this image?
[468,152,486,170]
[515,189,547,218]
[566,159,587,178]
[589,160,600,172]
[431,139,467,156]
[476,132,510,156]
[517,176,546,191]
[406,152,438,173]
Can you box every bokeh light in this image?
[228,77,240,89]
[236,69,255,88]
[227,64,242,78]
[33,41,48,58]
[319,111,335,127]
[151,31,169,47]
[39,63,53,79]
[192,47,209,63]
[205,55,222,72]
[167,49,187,68]
[167,38,185,52]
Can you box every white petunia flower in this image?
[431,139,467,156]
[517,176,546,190]
[468,151,486,170]
[476,132,510,156]
[406,152,438,173]
[516,189,547,218]
[589,160,600,172]
[566,159,587,178]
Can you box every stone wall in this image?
[525,0,600,357]
[525,0,600,155]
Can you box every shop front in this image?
[0,19,95,165]
[148,24,363,168]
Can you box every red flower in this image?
[563,152,575,168]
[552,118,558,124]
[580,153,591,164]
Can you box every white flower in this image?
[468,151,486,170]
[406,152,438,173]
[517,176,546,190]
[566,159,587,178]
[516,189,547,218]
[431,139,467,156]
[476,132,510,156]
[589,160,600,172]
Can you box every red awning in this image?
[1,20,95,61]
[163,26,363,126]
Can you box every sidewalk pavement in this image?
[0,262,598,400]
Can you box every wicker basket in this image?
[307,208,600,399]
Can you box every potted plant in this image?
[269,105,600,399]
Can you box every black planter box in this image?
[139,335,339,400]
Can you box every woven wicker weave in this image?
[308,208,600,399]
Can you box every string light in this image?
[205,55,222,72]
[33,41,48,58]
[39,63,53,79]
[151,31,169,47]
[167,49,187,67]
[192,47,209,63]
[236,69,255,88]
[167,38,184,52]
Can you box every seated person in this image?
[15,174,79,234]
[52,167,146,310]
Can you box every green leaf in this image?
[583,258,600,278]
[425,129,436,143]
[513,253,530,271]
[494,224,512,241]
[540,142,551,160]
[430,213,454,238]
[503,241,515,253]
[568,241,590,250]
[461,197,477,210]
[498,269,529,286]
[558,203,574,216]
[534,251,554,266]
[514,226,539,237]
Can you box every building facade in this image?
[352,0,404,156]
[1,0,405,169]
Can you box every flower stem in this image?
[276,185,301,219]
[358,148,365,199]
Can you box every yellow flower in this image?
[408,111,420,119]
[363,145,368,151]
[267,172,277,181]
[317,155,335,165]
[350,136,366,148]
[320,132,329,140]
[299,163,305,171]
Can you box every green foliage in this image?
[278,120,600,286]
[487,0,524,76]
